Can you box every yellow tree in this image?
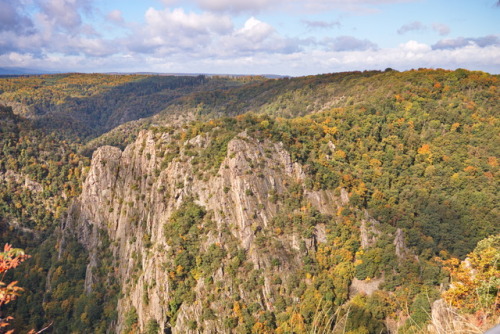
[441,235,499,324]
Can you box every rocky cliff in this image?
[63,129,347,333]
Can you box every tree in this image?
[440,235,499,323]
[0,244,29,334]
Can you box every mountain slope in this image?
[0,74,259,139]
[0,69,498,333]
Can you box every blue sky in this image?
[0,0,499,76]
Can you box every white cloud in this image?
[217,17,301,56]
[235,17,274,43]
[398,21,426,34]
[0,0,35,34]
[130,7,232,54]
[107,10,124,24]
[400,40,431,52]
[144,7,232,35]
[432,36,499,50]
[0,0,116,58]
[432,23,450,36]
[126,13,298,58]
[38,0,93,32]
[0,0,110,57]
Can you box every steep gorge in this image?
[1,69,497,333]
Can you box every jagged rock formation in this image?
[63,130,343,332]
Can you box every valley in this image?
[0,69,498,333]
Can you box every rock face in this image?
[63,130,342,333]
[349,277,384,297]
[0,170,43,194]
[393,228,408,259]
[359,210,381,250]
[426,299,483,334]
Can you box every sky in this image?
[0,0,499,76]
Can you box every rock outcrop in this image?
[63,130,343,333]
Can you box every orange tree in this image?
[0,244,30,334]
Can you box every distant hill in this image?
[0,73,261,139]
[0,67,57,75]
[106,72,288,79]
[0,68,286,78]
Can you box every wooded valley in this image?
[0,69,497,333]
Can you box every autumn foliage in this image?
[0,244,29,334]
[440,235,499,326]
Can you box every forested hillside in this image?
[0,69,498,333]
[0,74,259,139]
